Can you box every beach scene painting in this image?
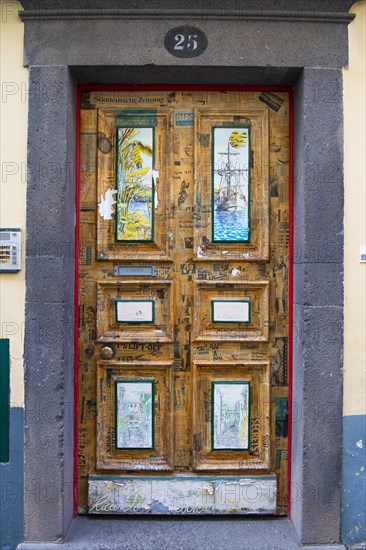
[115,381,154,449]
[212,382,250,450]
[116,127,154,241]
[212,127,250,242]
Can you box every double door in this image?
[78,89,290,515]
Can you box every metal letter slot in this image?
[114,265,157,277]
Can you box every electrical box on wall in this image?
[0,229,21,272]
[360,245,366,263]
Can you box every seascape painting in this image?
[212,127,250,242]
[212,382,250,450]
[116,127,154,241]
[115,381,154,449]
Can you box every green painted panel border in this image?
[211,381,251,451]
[115,122,156,243]
[115,109,158,128]
[115,299,155,324]
[0,338,10,463]
[211,125,251,244]
[211,299,251,324]
[114,379,155,451]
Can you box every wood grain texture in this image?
[78,90,290,515]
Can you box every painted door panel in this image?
[78,90,290,515]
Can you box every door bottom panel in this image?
[88,475,277,515]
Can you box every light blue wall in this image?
[342,414,366,547]
[0,407,24,550]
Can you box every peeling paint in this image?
[89,476,276,515]
[98,189,117,220]
[356,439,363,449]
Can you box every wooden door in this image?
[78,89,290,515]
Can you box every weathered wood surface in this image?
[78,90,290,515]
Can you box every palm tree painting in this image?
[116,127,154,241]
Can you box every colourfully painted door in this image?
[78,89,291,515]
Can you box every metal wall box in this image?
[0,229,21,272]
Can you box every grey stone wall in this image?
[292,68,344,544]
[24,65,76,541]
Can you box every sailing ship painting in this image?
[212,382,250,450]
[116,127,154,242]
[212,127,250,242]
[115,381,154,449]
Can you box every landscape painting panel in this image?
[213,127,250,242]
[212,382,250,450]
[116,381,154,449]
[116,127,154,241]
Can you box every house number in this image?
[164,26,208,58]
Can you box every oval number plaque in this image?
[164,26,208,58]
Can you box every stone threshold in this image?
[16,516,348,550]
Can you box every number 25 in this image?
[174,34,198,51]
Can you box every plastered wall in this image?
[0,0,27,406]
[344,0,366,417]
[0,0,364,442]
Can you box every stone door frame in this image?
[20,1,353,545]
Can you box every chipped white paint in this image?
[356,439,363,449]
[88,476,277,515]
[151,479,215,513]
[152,171,159,208]
[214,478,276,513]
[98,189,117,220]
